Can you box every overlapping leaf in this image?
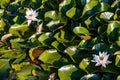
[0,0,120,80]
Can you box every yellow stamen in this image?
[99,56,104,60]
[29,14,33,17]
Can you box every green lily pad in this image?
[9,24,29,37]
[82,0,100,20]
[0,0,10,8]
[73,26,90,36]
[51,41,66,51]
[65,46,90,63]
[58,64,85,80]
[59,0,76,13]
[115,55,120,67]
[80,74,100,80]
[107,21,120,42]
[79,58,90,73]
[0,19,5,31]
[38,32,54,47]
[0,59,11,80]
[66,7,81,20]
[38,49,61,64]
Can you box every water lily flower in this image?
[91,52,111,68]
[25,8,38,26]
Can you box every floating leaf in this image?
[10,38,28,51]
[64,46,77,63]
[0,0,10,8]
[113,40,120,49]
[31,0,42,9]
[117,75,120,80]
[79,58,90,73]
[46,20,65,31]
[101,62,120,74]
[1,50,26,64]
[17,69,33,80]
[85,16,100,30]
[115,55,120,67]
[13,14,25,24]
[9,24,29,37]
[32,69,50,80]
[107,22,120,42]
[25,76,38,80]
[38,32,54,47]
[101,74,113,80]
[0,59,11,80]
[0,19,5,31]
[58,64,85,80]
[13,52,27,64]
[29,47,44,61]
[73,26,90,36]
[21,0,32,7]
[51,41,66,51]
[45,11,67,31]
[60,29,76,42]
[100,2,110,11]
[66,7,81,20]
[59,0,76,13]
[45,11,67,22]
[98,25,107,34]
[0,9,4,18]
[0,0,120,79]
[111,0,120,9]
[38,49,61,64]
[78,39,90,48]
[12,62,41,80]
[7,2,20,11]
[65,46,90,63]
[92,43,108,51]
[80,74,100,80]
[82,0,100,20]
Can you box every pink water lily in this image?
[25,8,38,26]
[91,52,111,68]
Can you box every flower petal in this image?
[32,18,38,21]
[27,20,32,26]
[101,63,106,67]
[91,60,96,62]
[95,62,101,66]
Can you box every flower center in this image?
[99,56,104,60]
[29,14,33,17]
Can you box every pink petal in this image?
[91,60,96,62]
[32,18,38,21]
[101,63,106,67]
[27,20,32,26]
[95,62,101,66]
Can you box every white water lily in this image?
[91,52,111,67]
[25,8,38,25]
